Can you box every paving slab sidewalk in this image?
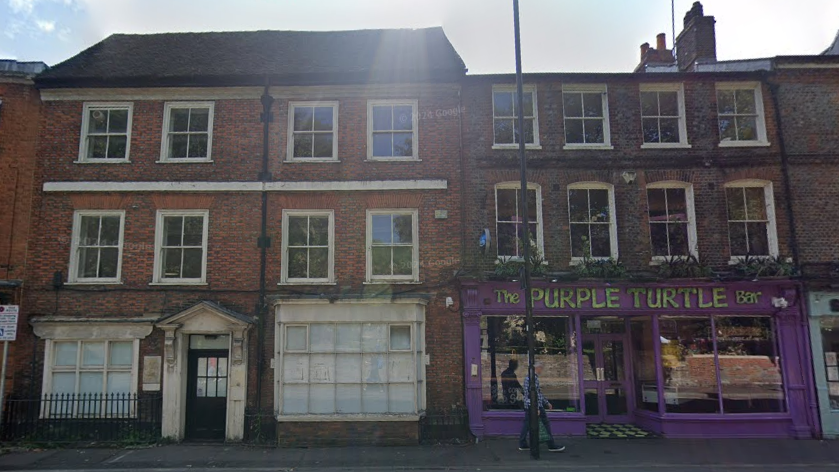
[1,438,839,471]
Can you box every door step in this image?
[586,423,657,439]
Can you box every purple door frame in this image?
[582,332,632,423]
[461,280,819,439]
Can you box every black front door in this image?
[186,349,229,440]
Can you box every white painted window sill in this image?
[74,159,131,164]
[563,144,614,150]
[364,158,422,162]
[718,141,771,148]
[641,143,693,149]
[149,282,208,286]
[363,280,422,285]
[284,159,341,164]
[276,414,420,422]
[65,281,123,286]
[156,159,214,164]
[492,144,542,150]
[278,282,338,286]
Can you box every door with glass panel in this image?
[186,349,229,440]
[583,328,631,423]
[811,309,839,436]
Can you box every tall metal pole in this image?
[0,341,9,427]
[512,0,539,460]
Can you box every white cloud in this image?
[9,0,36,14]
[36,19,55,32]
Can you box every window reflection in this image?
[659,316,720,413]
[630,317,658,412]
[481,316,579,412]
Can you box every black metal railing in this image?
[243,407,276,444]
[419,407,470,444]
[1,393,162,444]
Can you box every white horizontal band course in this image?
[43,180,448,193]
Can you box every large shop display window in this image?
[481,316,579,412]
[657,315,785,414]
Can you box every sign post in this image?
[0,305,20,428]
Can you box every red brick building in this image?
[0,60,46,397]
[458,2,820,439]
[11,29,466,445]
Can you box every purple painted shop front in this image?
[461,280,820,439]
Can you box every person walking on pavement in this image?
[518,362,565,452]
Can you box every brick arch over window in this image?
[722,168,779,185]
[644,170,696,185]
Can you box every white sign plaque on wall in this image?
[143,355,162,391]
[0,306,20,341]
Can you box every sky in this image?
[2,0,839,73]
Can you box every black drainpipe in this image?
[255,78,274,412]
[765,74,801,267]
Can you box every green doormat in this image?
[586,423,657,439]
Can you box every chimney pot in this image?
[656,33,667,50]
[640,42,650,60]
[684,1,705,28]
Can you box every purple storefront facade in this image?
[461,280,820,439]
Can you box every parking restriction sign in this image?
[0,306,19,341]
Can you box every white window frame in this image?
[724,179,779,262]
[646,181,698,262]
[366,209,419,283]
[568,182,618,263]
[366,99,419,161]
[77,102,134,163]
[68,210,126,284]
[152,209,209,285]
[280,210,335,284]
[491,84,541,149]
[494,182,544,261]
[639,83,691,149]
[158,101,215,163]
[561,84,613,150]
[715,82,770,147]
[286,101,339,162]
[41,339,140,418]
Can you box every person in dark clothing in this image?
[500,359,523,406]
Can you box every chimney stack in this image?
[640,42,650,61]
[675,1,717,71]
[635,34,675,72]
[656,33,667,51]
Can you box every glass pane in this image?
[494,119,514,144]
[89,109,108,133]
[570,224,589,258]
[392,105,413,131]
[668,222,690,256]
[170,109,189,132]
[283,385,308,414]
[293,133,313,158]
[310,384,336,414]
[497,223,517,258]
[372,106,392,131]
[183,216,204,246]
[363,354,387,383]
[392,247,413,276]
[109,342,132,366]
[746,222,770,256]
[589,190,609,222]
[390,326,411,350]
[218,357,228,377]
[372,133,392,156]
[563,93,582,117]
[642,118,660,143]
[737,116,757,141]
[568,189,589,222]
[88,136,108,158]
[98,248,119,278]
[659,91,679,116]
[181,248,203,278]
[583,119,604,143]
[716,316,784,413]
[728,223,748,256]
[169,134,189,158]
[631,317,659,412]
[819,317,839,411]
[106,108,128,132]
[336,384,362,413]
[83,342,105,366]
[659,316,721,413]
[582,93,603,117]
[526,189,538,222]
[371,247,391,276]
[313,134,333,158]
[310,325,335,352]
[589,224,611,258]
[189,108,209,132]
[522,92,534,116]
[163,216,183,246]
[719,117,737,141]
[647,189,667,220]
[283,354,309,383]
[100,216,121,245]
[393,215,413,243]
[106,372,130,396]
[208,357,217,376]
[371,215,392,244]
[217,378,228,397]
[287,247,308,279]
[389,384,415,413]
[106,136,127,159]
[726,188,746,220]
[362,324,387,352]
[659,118,680,143]
[54,342,78,367]
[293,107,314,131]
[287,216,309,247]
[583,340,596,381]
[717,90,736,114]
[735,89,756,114]
[79,248,99,278]
[601,341,625,381]
[667,188,688,220]
[336,354,362,383]
[286,326,308,351]
[313,106,333,131]
[52,372,76,394]
[564,119,584,144]
[604,388,628,416]
[744,187,767,220]
[496,189,517,222]
[79,216,100,246]
[392,133,413,156]
[362,384,388,413]
[336,324,362,352]
[494,91,514,116]
[79,372,103,395]
[308,216,329,246]
[187,134,208,158]
[585,389,599,416]
[483,316,578,412]
[640,92,658,117]
[309,248,329,279]
[516,119,535,144]
[189,335,229,350]
[309,354,335,383]
[198,357,207,376]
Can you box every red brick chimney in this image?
[675,1,717,71]
[635,33,675,72]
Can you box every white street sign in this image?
[0,306,19,341]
